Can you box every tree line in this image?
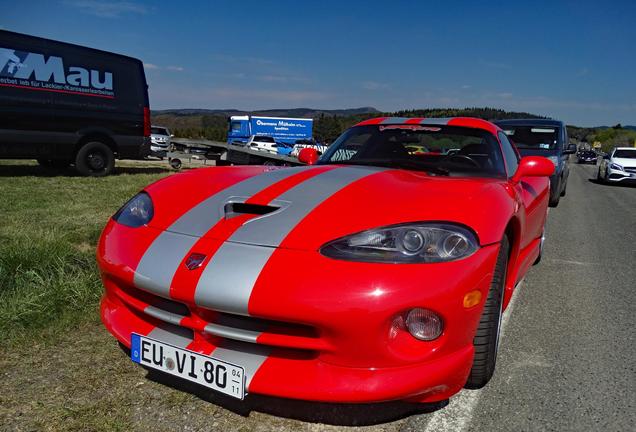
[154,108,634,150]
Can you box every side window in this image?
[498,132,519,177]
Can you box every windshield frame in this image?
[613,149,636,159]
[318,124,507,179]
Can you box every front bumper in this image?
[98,219,500,403]
[606,168,636,182]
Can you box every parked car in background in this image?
[494,119,576,207]
[0,30,150,176]
[150,126,172,158]
[597,147,636,183]
[247,135,278,154]
[577,150,598,164]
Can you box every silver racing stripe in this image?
[380,117,410,124]
[133,166,311,297]
[419,117,452,125]
[210,340,271,388]
[168,166,310,237]
[229,166,386,247]
[146,323,193,349]
[194,166,386,314]
[194,242,273,315]
[134,231,198,297]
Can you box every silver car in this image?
[150,126,172,158]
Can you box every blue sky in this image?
[2,0,635,126]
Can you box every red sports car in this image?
[98,117,553,404]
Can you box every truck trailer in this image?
[227,115,313,145]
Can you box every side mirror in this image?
[512,156,555,183]
[298,147,319,165]
[563,143,577,155]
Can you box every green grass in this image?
[0,160,173,345]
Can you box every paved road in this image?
[404,163,636,431]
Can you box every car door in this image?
[499,132,547,247]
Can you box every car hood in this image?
[612,157,636,167]
[144,165,513,249]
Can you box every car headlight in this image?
[610,163,623,171]
[320,223,479,263]
[547,156,559,167]
[113,192,154,227]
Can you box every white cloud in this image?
[166,66,184,72]
[576,67,589,77]
[64,1,149,18]
[361,81,390,90]
[480,60,512,69]
[143,63,158,70]
[257,74,310,83]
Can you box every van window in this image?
[501,126,558,151]
[151,127,168,135]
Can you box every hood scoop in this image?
[224,202,279,219]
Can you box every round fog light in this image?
[406,308,443,341]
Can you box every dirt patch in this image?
[0,322,440,431]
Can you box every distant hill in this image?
[152,106,380,118]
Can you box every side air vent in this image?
[224,202,279,219]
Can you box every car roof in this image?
[354,117,500,135]
[493,118,563,127]
[614,147,636,150]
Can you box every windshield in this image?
[151,127,168,135]
[319,125,506,178]
[500,126,558,150]
[614,149,636,159]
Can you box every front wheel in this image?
[75,141,115,176]
[465,236,508,389]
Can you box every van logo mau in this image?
[0,47,115,98]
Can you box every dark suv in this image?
[495,119,576,207]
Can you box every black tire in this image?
[597,168,602,182]
[465,236,509,389]
[75,141,114,177]
[170,158,182,170]
[548,193,560,207]
[560,180,567,196]
[533,229,545,265]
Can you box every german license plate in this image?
[131,333,245,399]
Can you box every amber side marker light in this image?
[463,290,482,308]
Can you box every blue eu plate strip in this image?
[130,333,141,363]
